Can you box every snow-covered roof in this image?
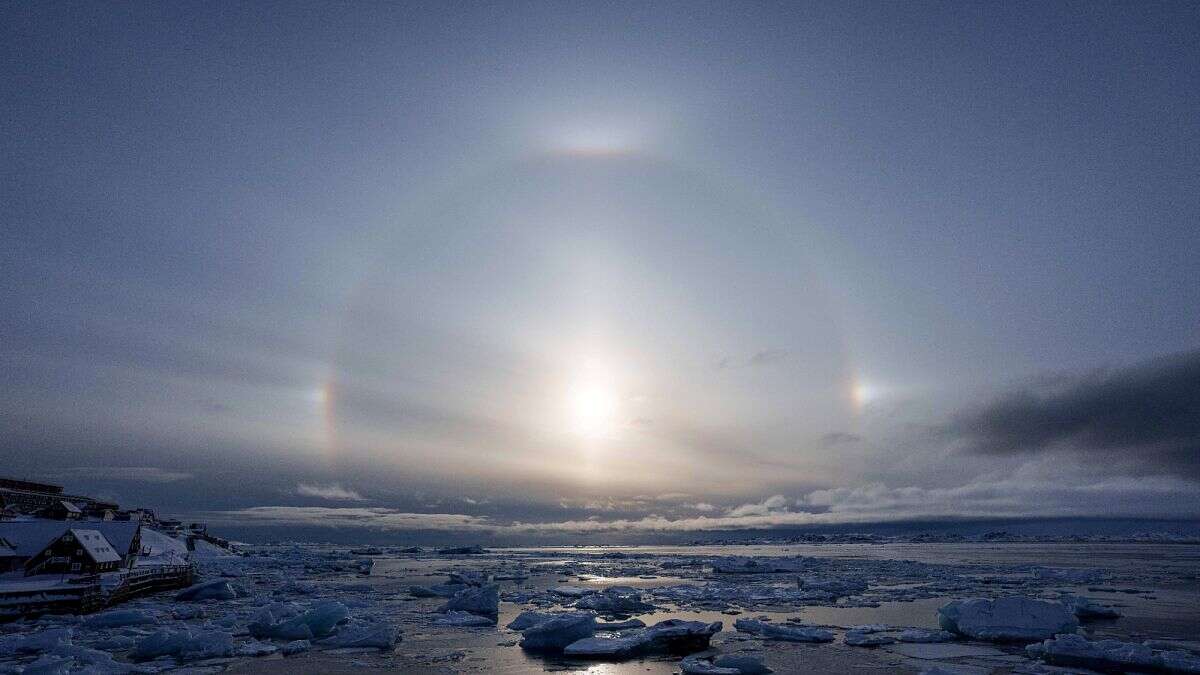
[68,529,122,564]
[0,520,140,558]
[58,501,81,514]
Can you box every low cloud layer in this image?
[295,484,365,501]
[205,472,1200,534]
[61,467,193,483]
[947,349,1200,477]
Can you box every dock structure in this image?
[0,562,194,619]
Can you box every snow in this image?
[69,529,121,564]
[734,619,834,643]
[1027,634,1200,673]
[938,597,1079,642]
[136,528,188,559]
[506,610,556,630]
[518,611,597,652]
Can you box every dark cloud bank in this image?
[948,349,1200,477]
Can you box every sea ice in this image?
[573,585,656,614]
[317,620,400,649]
[437,583,499,620]
[898,629,957,643]
[681,652,772,674]
[938,597,1078,642]
[562,619,722,658]
[82,609,158,629]
[281,640,310,656]
[844,629,896,647]
[1027,634,1200,673]
[129,628,234,661]
[733,619,834,643]
[0,628,73,656]
[248,600,349,640]
[175,579,241,602]
[1066,596,1122,620]
[436,611,496,627]
[506,611,556,630]
[518,612,597,652]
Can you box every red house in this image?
[24,529,123,576]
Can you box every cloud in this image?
[208,506,493,530]
[687,502,716,512]
[818,432,862,448]
[655,492,691,502]
[295,484,365,501]
[946,349,1200,477]
[204,469,1200,534]
[726,494,788,517]
[61,467,193,483]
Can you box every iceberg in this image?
[519,612,597,652]
[938,597,1078,642]
[734,619,834,643]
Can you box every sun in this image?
[567,378,619,439]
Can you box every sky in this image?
[2,1,1199,542]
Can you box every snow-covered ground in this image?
[1,541,1198,673]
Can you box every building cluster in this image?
[0,476,211,578]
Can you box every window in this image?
[70,563,80,571]
[76,549,83,556]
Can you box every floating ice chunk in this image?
[24,644,138,675]
[938,597,1078,642]
[129,628,234,661]
[681,655,742,675]
[83,609,158,629]
[436,611,496,627]
[1066,596,1122,620]
[175,579,240,602]
[0,628,73,656]
[282,640,310,656]
[797,577,869,597]
[317,620,400,649]
[596,618,646,630]
[248,600,349,640]
[438,545,487,555]
[712,557,801,574]
[519,612,597,652]
[1027,634,1200,673]
[898,629,957,643]
[563,619,722,658]
[711,653,773,674]
[551,586,596,598]
[235,640,279,657]
[438,584,498,620]
[844,630,896,647]
[574,586,656,614]
[448,571,490,586]
[734,619,834,643]
[506,611,556,630]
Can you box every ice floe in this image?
[938,597,1079,642]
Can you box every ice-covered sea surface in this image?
[2,542,1198,673]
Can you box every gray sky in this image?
[3,1,1199,539]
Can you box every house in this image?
[38,501,82,521]
[0,520,143,569]
[24,529,122,576]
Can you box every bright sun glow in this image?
[567,377,619,438]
